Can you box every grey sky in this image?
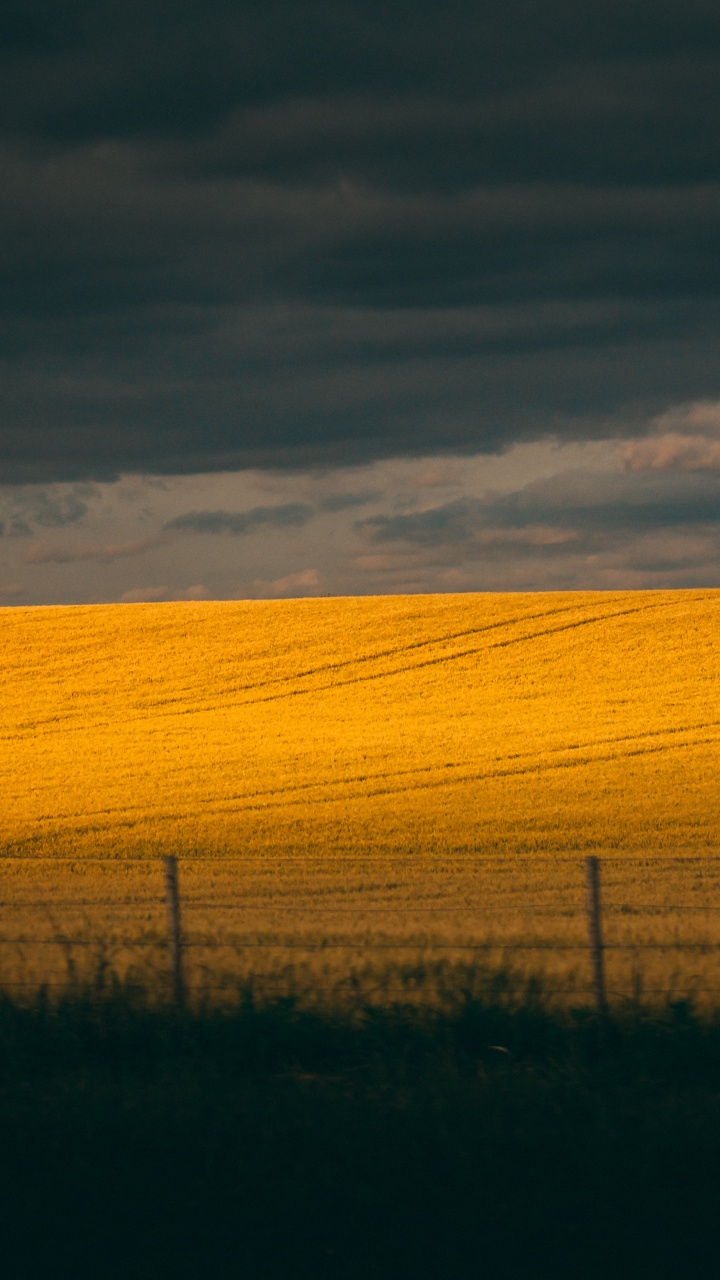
[1,2,719,599]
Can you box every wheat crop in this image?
[1,589,720,1003]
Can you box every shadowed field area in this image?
[2,989,720,1280]
[1,590,719,1001]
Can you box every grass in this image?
[1,589,720,1001]
[2,983,720,1279]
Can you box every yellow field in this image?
[2,588,720,1004]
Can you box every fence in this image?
[2,853,720,1010]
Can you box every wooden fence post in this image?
[164,856,185,1010]
[585,855,607,1017]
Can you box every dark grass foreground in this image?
[2,985,720,1280]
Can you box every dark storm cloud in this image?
[163,502,314,535]
[0,518,31,538]
[24,490,90,526]
[3,1,720,481]
[317,490,380,512]
[26,535,163,564]
[163,489,378,533]
[0,487,89,537]
[357,468,720,555]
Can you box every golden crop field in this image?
[1,588,720,1005]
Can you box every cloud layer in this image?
[3,2,720,482]
[1,404,719,604]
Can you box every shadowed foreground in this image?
[2,986,720,1279]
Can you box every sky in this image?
[2,0,720,604]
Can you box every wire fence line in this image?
[3,980,713,996]
[2,854,720,1010]
[4,900,720,911]
[3,939,720,952]
[1,852,720,862]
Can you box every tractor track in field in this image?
[20,717,720,830]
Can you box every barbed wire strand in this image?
[1,853,720,862]
[3,938,720,951]
[2,900,720,912]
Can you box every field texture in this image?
[2,589,720,1002]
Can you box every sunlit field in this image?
[1,589,720,1004]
